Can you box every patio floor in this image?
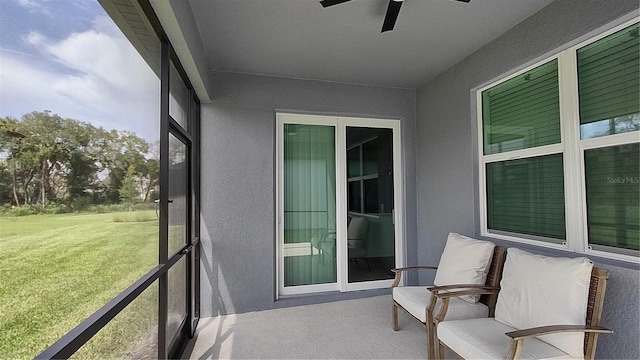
[182,295,429,359]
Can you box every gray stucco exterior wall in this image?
[415,0,639,358]
[199,72,417,316]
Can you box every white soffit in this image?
[150,0,212,102]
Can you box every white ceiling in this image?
[188,0,556,89]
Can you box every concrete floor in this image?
[182,295,429,359]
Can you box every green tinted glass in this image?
[482,60,560,154]
[486,154,566,240]
[578,23,640,139]
[585,143,639,251]
[283,124,337,286]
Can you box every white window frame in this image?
[477,17,640,264]
[347,135,380,217]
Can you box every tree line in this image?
[0,111,158,213]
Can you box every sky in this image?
[0,0,160,142]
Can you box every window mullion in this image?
[477,90,490,237]
[580,131,640,150]
[482,143,564,163]
[558,50,585,253]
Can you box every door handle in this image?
[181,244,194,255]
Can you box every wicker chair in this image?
[391,245,506,360]
[436,249,611,360]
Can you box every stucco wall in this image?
[199,72,417,316]
[415,0,639,358]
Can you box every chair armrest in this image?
[504,325,612,359]
[391,266,437,287]
[429,284,497,294]
[391,266,438,273]
[506,325,613,340]
[433,286,500,299]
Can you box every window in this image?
[584,143,639,253]
[478,20,639,262]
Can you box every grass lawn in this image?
[0,211,158,359]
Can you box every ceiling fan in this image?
[320,0,471,33]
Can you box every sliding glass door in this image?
[165,133,189,355]
[277,114,403,296]
[346,127,396,284]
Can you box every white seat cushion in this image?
[495,248,593,357]
[433,233,495,303]
[438,318,575,360]
[393,286,489,323]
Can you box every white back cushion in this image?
[433,233,495,303]
[347,217,368,240]
[495,248,593,357]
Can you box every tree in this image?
[139,157,159,202]
[14,111,84,206]
[0,162,11,206]
[119,164,140,211]
[0,111,157,211]
[1,116,28,206]
[97,130,150,204]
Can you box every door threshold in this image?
[274,288,390,309]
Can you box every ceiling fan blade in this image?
[319,0,352,7]
[381,0,403,33]
[455,0,471,2]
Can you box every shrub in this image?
[133,212,152,222]
[111,213,127,223]
[0,204,13,216]
[88,204,127,214]
[111,211,155,223]
[2,204,38,216]
[0,203,73,217]
[43,202,72,215]
[132,202,156,212]
[71,196,93,212]
[0,201,157,217]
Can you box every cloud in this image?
[24,31,46,46]
[1,49,60,112]
[18,0,42,9]
[17,0,50,15]
[46,17,153,91]
[1,14,160,142]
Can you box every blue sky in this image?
[0,0,160,142]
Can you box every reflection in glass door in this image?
[346,127,395,283]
